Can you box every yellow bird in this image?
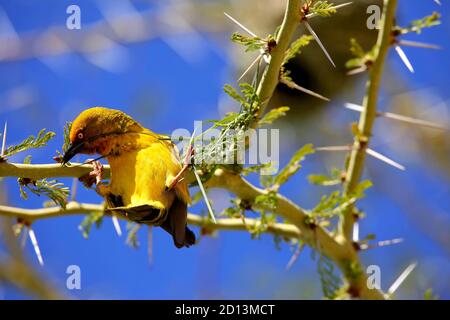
[62,107,195,248]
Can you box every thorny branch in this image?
[0,0,424,300]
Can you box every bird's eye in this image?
[77,132,84,140]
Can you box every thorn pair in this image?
[344,103,448,131]
[316,145,406,171]
[224,12,271,82]
[14,221,44,267]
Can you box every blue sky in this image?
[0,1,449,299]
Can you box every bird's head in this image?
[62,107,144,164]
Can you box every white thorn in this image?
[1,121,7,156]
[28,228,44,266]
[261,52,270,64]
[111,215,122,236]
[395,45,414,73]
[398,40,441,50]
[223,12,258,38]
[387,262,417,296]
[193,166,216,223]
[316,145,352,152]
[284,80,330,101]
[359,238,404,250]
[344,103,448,130]
[377,238,404,247]
[347,65,367,76]
[306,2,353,19]
[286,243,305,271]
[344,103,365,113]
[304,21,336,68]
[148,226,153,267]
[238,54,263,82]
[380,111,448,130]
[223,12,270,64]
[366,148,406,171]
[20,226,27,249]
[352,222,359,242]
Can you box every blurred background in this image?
[0,0,449,299]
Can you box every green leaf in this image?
[23,155,32,164]
[317,254,341,299]
[409,12,441,34]
[424,288,439,300]
[209,112,239,128]
[18,178,69,208]
[126,222,141,248]
[283,35,314,65]
[273,144,315,189]
[310,1,337,17]
[350,180,372,199]
[349,38,365,58]
[242,162,274,176]
[79,211,104,239]
[224,84,246,105]
[4,128,55,158]
[313,190,342,216]
[62,121,73,153]
[308,168,342,186]
[231,32,264,52]
[253,191,277,213]
[259,107,290,126]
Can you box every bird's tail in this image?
[161,197,196,248]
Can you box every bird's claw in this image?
[167,145,194,190]
[79,160,104,188]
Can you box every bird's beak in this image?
[62,141,83,165]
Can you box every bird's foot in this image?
[79,160,110,197]
[167,144,194,190]
[79,160,104,188]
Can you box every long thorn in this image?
[316,145,352,152]
[1,121,7,156]
[359,238,404,250]
[28,227,44,266]
[306,2,353,19]
[395,45,414,73]
[352,221,359,242]
[148,226,153,267]
[286,242,305,271]
[347,65,367,76]
[238,54,263,82]
[398,40,441,50]
[387,262,417,297]
[223,12,258,37]
[280,78,330,101]
[366,148,406,171]
[112,215,122,236]
[344,103,448,130]
[193,166,216,223]
[20,226,27,248]
[304,21,336,68]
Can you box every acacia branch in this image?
[0,162,111,180]
[255,0,300,118]
[206,169,384,300]
[0,201,301,239]
[0,0,388,299]
[341,0,398,239]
